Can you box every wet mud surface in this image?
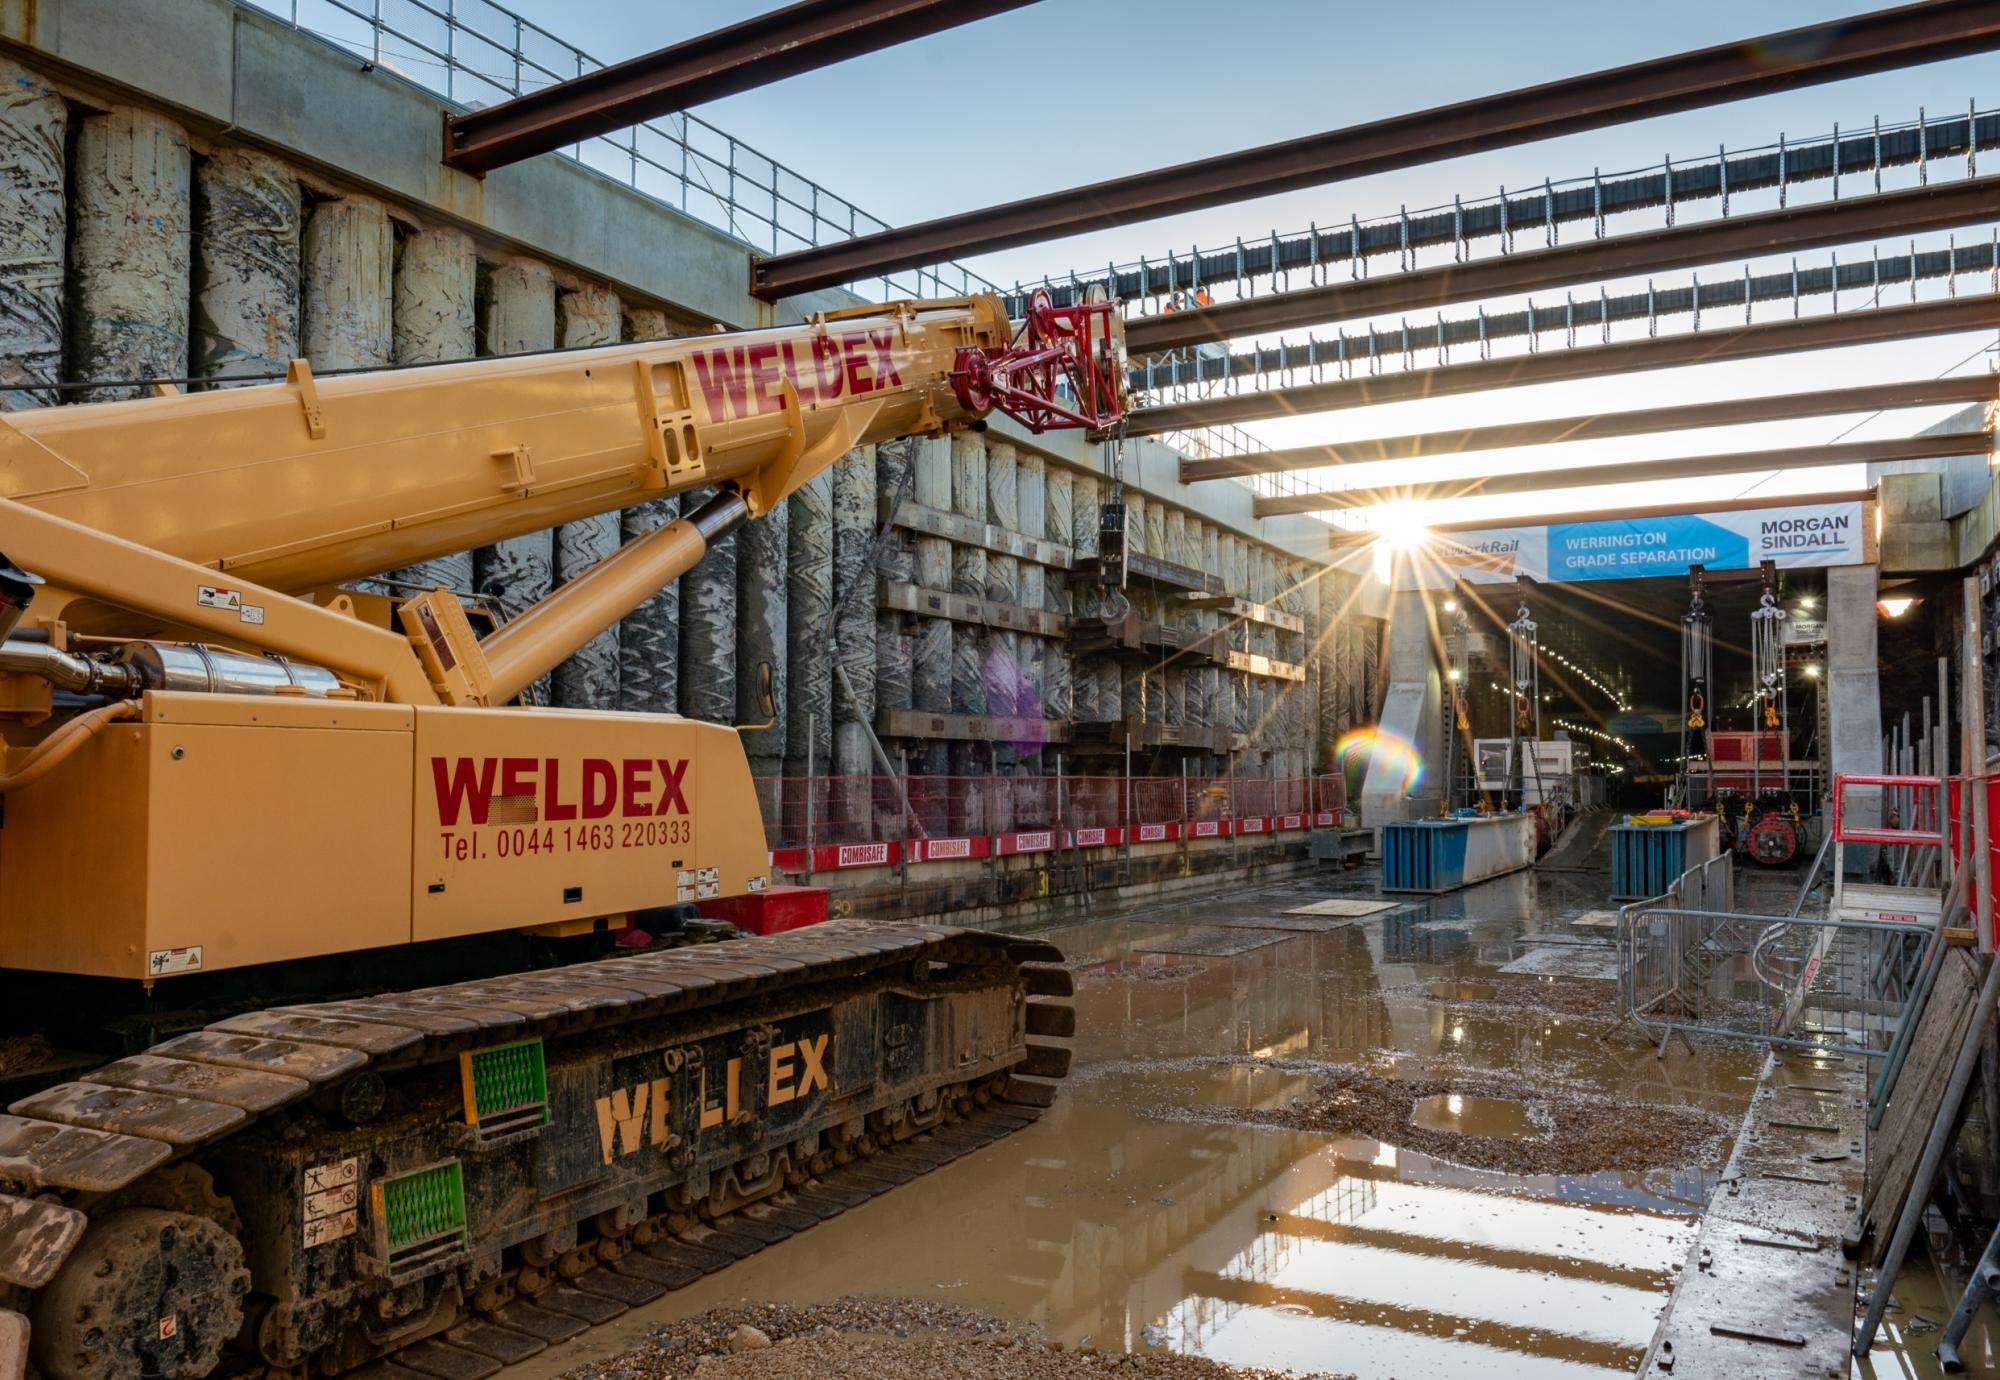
[553,1299,1344,1379]
[1124,1055,1732,1176]
[525,861,1782,1380]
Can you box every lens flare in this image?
[1334,727,1424,798]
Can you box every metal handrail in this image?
[244,0,998,303]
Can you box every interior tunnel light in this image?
[1877,596,1918,619]
[1804,664,1823,679]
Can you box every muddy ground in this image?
[554,1300,1348,1379]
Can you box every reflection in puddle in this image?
[1409,1093,1539,1139]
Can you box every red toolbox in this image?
[699,884,831,935]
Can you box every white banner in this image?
[1404,500,1864,588]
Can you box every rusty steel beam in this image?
[1130,294,2000,435]
[751,1,2000,297]
[1258,431,1989,517]
[1131,176,2000,357]
[1326,489,1874,546]
[1181,375,1997,482]
[444,0,1038,174]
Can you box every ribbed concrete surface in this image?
[0,59,65,410]
[70,106,190,400]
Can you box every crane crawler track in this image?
[0,921,1074,1380]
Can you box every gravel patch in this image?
[1145,1059,1732,1176]
[555,1299,1343,1380]
[1092,961,1212,982]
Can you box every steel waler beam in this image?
[444,0,1039,174]
[1181,375,1998,482]
[751,1,2000,297]
[1256,431,1991,517]
[1130,294,2000,434]
[1325,489,1874,546]
[1130,176,2000,356]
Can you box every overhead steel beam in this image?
[1257,431,1989,516]
[1020,111,2000,311]
[444,0,1038,174]
[1130,294,2000,435]
[1326,489,1873,545]
[1133,239,1996,394]
[751,1,2000,297]
[1181,375,1996,482]
[1129,176,2000,356]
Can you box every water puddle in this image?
[514,869,1765,1380]
[1426,980,1495,1001]
[1409,1093,1539,1139]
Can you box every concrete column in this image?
[737,498,788,773]
[624,308,672,342]
[1042,464,1072,723]
[191,147,299,386]
[1188,522,1215,733]
[911,437,953,715]
[784,469,834,839]
[1828,563,1886,864]
[1364,588,1444,821]
[1074,473,1111,722]
[394,223,476,366]
[1287,560,1314,785]
[618,496,680,712]
[472,259,556,699]
[302,195,391,371]
[949,433,989,816]
[69,107,190,400]
[0,60,66,411]
[876,441,914,724]
[617,307,679,716]
[1018,452,1048,727]
[387,222,476,591]
[985,441,1021,721]
[831,446,877,832]
[552,284,623,709]
[1122,493,1148,722]
[1317,563,1346,757]
[950,433,988,716]
[481,259,555,355]
[680,505,737,725]
[1223,535,1248,756]
[623,306,672,340]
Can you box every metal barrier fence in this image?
[245,0,997,304]
[1619,900,1925,1057]
[750,772,1345,858]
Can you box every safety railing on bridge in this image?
[244,0,999,304]
[750,773,1346,878]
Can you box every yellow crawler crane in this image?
[0,289,1123,1379]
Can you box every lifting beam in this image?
[751,1,2000,297]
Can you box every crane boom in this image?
[0,290,1109,1380]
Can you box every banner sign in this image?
[1407,500,1863,588]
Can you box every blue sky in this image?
[350,0,2000,528]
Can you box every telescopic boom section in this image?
[0,293,1126,705]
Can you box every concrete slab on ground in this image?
[1638,1049,1865,1379]
[1498,946,1621,979]
[1283,898,1398,918]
